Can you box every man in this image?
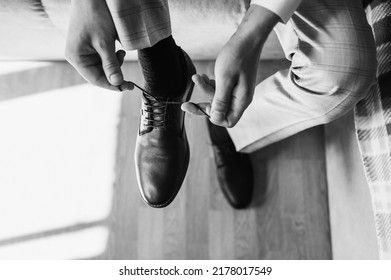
[65,0,376,208]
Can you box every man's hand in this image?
[212,5,279,127]
[183,5,279,127]
[65,0,133,91]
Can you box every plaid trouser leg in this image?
[106,0,172,50]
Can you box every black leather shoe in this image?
[135,50,196,208]
[207,121,253,209]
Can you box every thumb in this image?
[96,42,124,86]
[211,75,236,124]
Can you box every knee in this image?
[329,54,377,97]
[292,17,378,98]
[291,49,377,124]
[293,53,377,99]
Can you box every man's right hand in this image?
[210,5,279,127]
[65,0,133,91]
[182,5,279,128]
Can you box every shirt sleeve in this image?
[250,0,302,23]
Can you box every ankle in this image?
[138,36,187,98]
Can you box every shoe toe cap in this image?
[139,171,180,208]
[135,141,189,208]
[218,157,254,209]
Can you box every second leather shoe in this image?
[207,121,253,209]
[135,50,196,208]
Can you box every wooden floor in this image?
[0,60,331,259]
[101,61,331,259]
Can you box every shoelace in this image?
[123,82,210,127]
[132,82,180,128]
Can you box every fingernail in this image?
[119,82,133,92]
[212,111,224,122]
[110,73,122,85]
[124,82,134,91]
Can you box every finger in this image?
[225,80,252,127]
[119,81,135,92]
[208,78,216,89]
[73,57,121,91]
[192,74,214,97]
[181,102,211,117]
[95,41,124,86]
[211,73,237,124]
[115,50,135,92]
[200,74,216,89]
[192,74,207,90]
[193,74,215,91]
[116,50,126,67]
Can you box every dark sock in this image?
[207,122,233,145]
[137,36,186,98]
